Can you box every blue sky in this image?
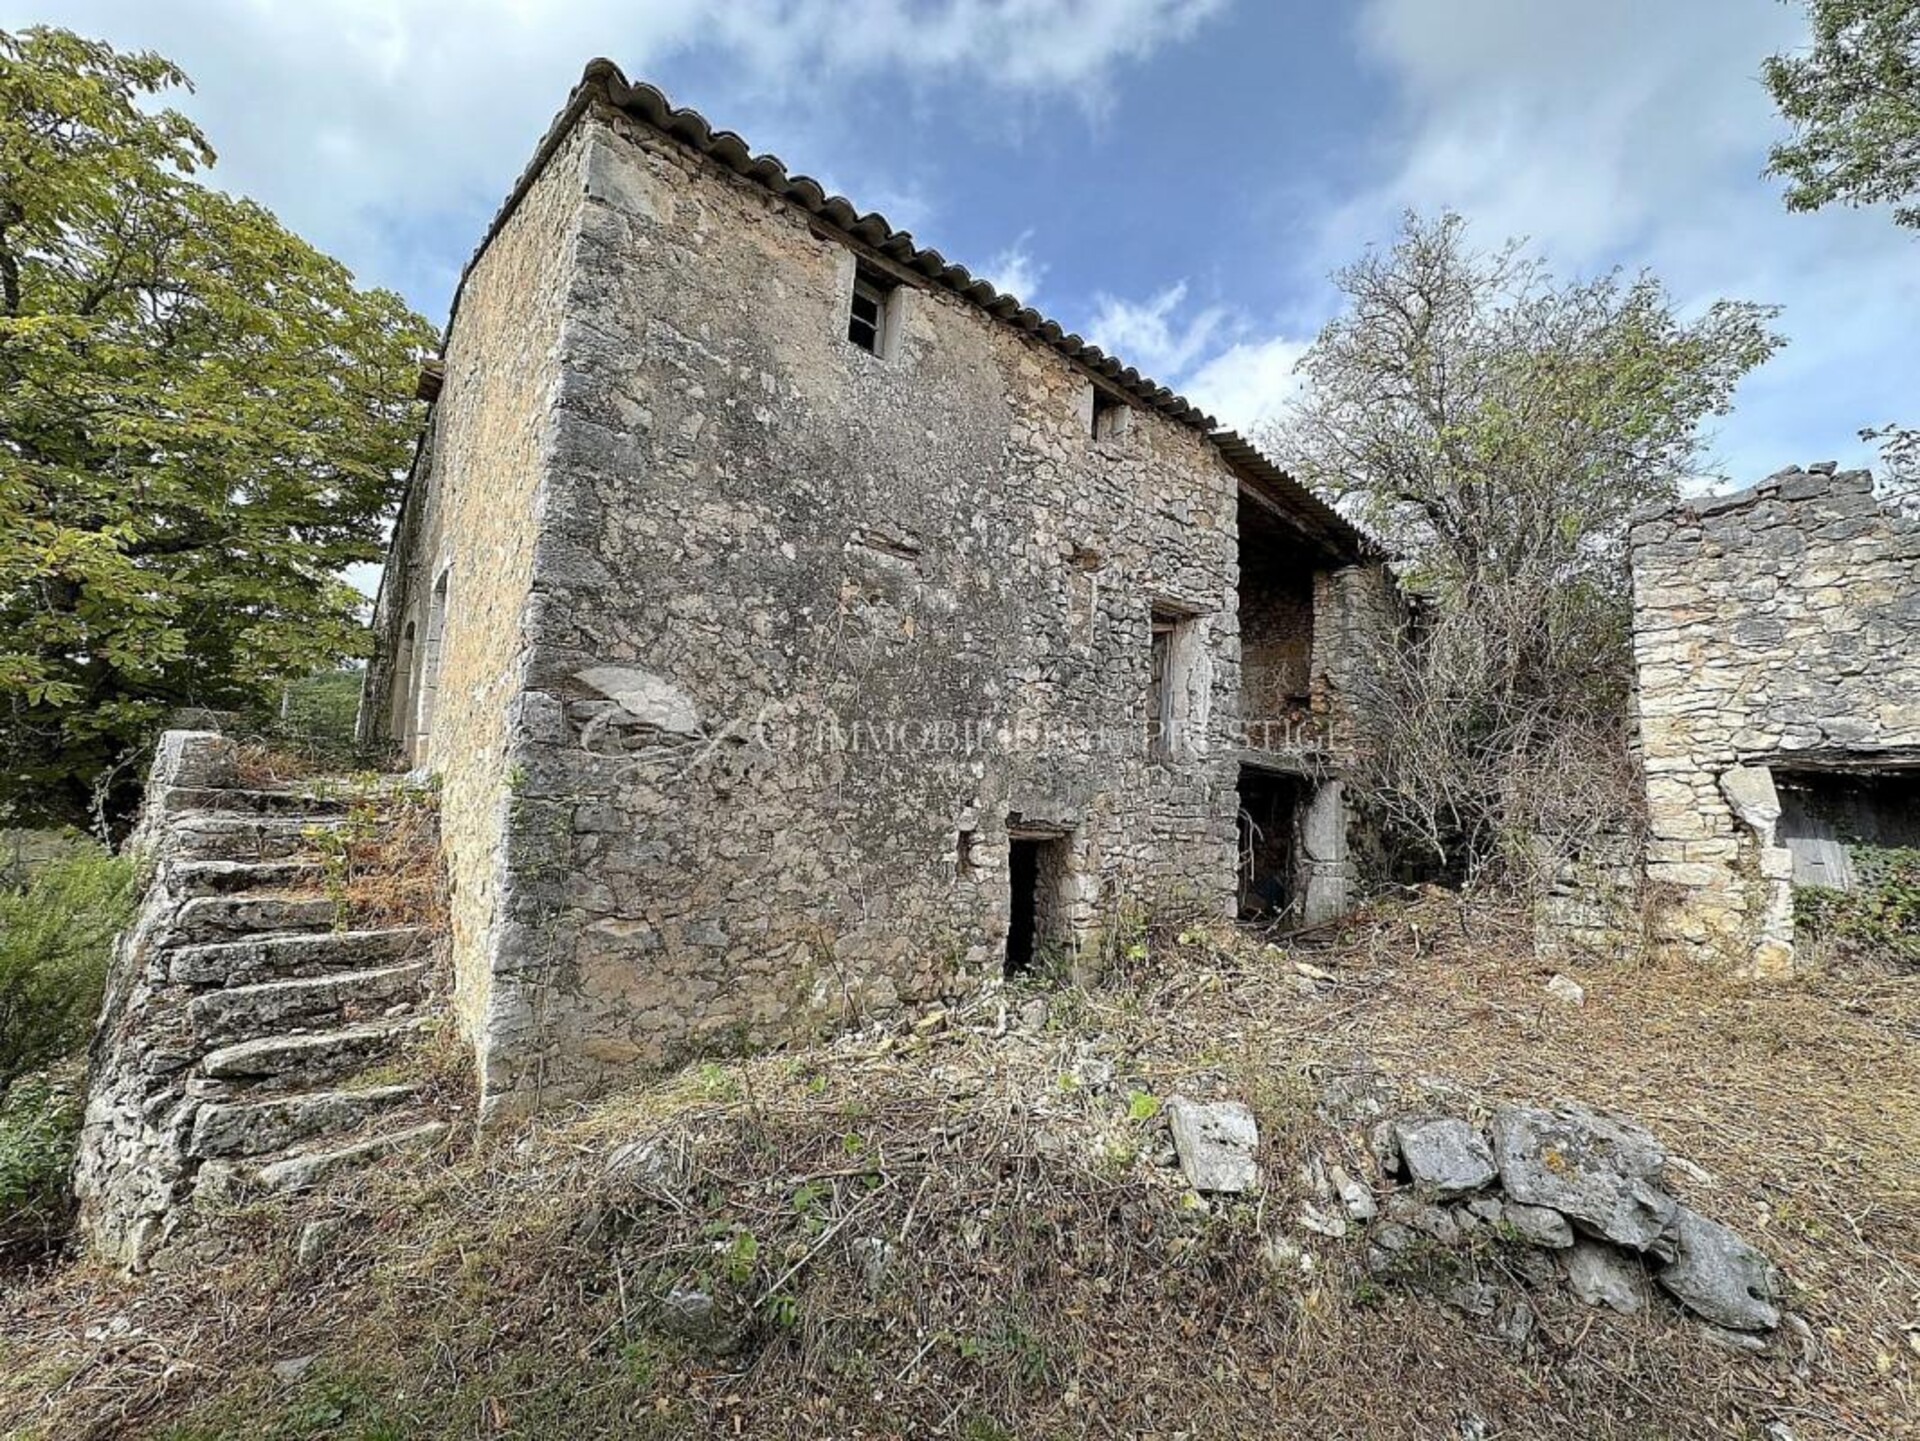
[19,0,1920,486]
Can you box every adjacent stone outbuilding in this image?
[361,62,1388,1118]
[1629,464,1920,973]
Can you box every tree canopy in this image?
[1766,0,1920,229]
[0,27,435,826]
[1267,213,1782,873]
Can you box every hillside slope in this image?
[2,895,1915,1440]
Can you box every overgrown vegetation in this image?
[297,779,446,933]
[0,840,136,1095]
[0,27,435,829]
[0,840,133,1260]
[0,1067,84,1256]
[1,895,1912,1439]
[1267,212,1781,884]
[1796,844,1920,967]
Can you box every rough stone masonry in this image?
[1630,464,1920,974]
[359,62,1392,1119]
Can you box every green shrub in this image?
[0,842,138,1095]
[240,667,371,770]
[1795,845,1920,968]
[0,1069,85,1253]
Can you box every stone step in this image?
[253,1120,451,1193]
[164,786,352,817]
[188,1083,422,1159]
[167,893,338,946]
[201,1016,432,1086]
[167,927,431,986]
[189,962,433,1043]
[173,815,342,862]
[172,859,322,896]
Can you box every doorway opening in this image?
[1238,767,1307,923]
[1007,830,1072,976]
[1775,766,1920,890]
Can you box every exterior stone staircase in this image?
[76,732,456,1269]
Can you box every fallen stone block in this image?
[1657,1206,1782,1331]
[1491,1102,1677,1256]
[1393,1117,1496,1199]
[1164,1096,1260,1194]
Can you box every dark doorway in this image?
[1006,831,1071,976]
[1776,767,1920,889]
[1239,767,1307,922]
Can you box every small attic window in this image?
[1091,386,1128,440]
[847,265,898,357]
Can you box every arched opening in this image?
[389,619,417,752]
[413,567,451,766]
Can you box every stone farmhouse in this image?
[359,61,1393,1119]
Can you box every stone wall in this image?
[449,105,1251,1113]
[1629,464,1920,972]
[364,127,588,1047]
[364,82,1389,1118]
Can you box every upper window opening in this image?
[847,266,897,356]
[1091,387,1128,440]
[1148,604,1202,761]
[1148,611,1178,758]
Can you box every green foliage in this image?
[0,840,135,1094]
[1795,845,1920,966]
[1767,0,1920,229]
[247,668,370,770]
[1270,212,1782,875]
[1125,1088,1160,1121]
[0,28,436,826]
[0,1070,83,1253]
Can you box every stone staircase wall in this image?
[76,732,454,1269]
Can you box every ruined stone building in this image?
[360,62,1390,1118]
[1630,464,1920,974]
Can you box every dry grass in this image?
[0,893,1914,1440]
[293,782,449,936]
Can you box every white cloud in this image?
[1180,334,1310,433]
[16,0,1224,312]
[978,230,1048,306]
[1085,281,1230,378]
[1332,0,1920,483]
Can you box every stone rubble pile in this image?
[1164,1093,1784,1340]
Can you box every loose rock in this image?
[1393,1117,1496,1199]
[1501,1201,1574,1249]
[1331,1164,1377,1221]
[1560,1239,1648,1315]
[1164,1096,1261,1194]
[1657,1206,1782,1331]
[1491,1103,1677,1256]
[1544,974,1585,1006]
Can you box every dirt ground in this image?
[2,891,1914,1440]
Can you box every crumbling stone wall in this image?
[1239,552,1314,733]
[1629,465,1920,972]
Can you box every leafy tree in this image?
[1766,4,1920,507]
[1268,213,1782,874]
[1766,0,1920,229]
[0,28,435,827]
